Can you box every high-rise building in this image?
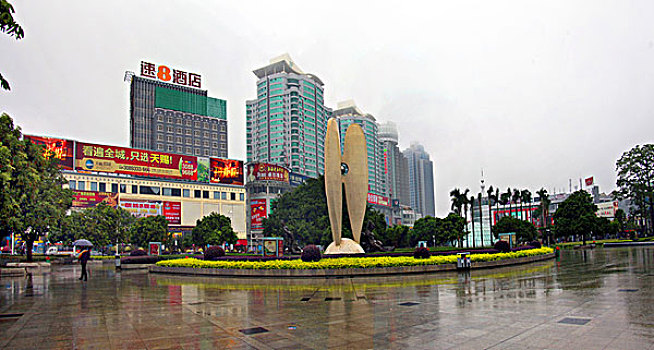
[129,61,228,158]
[378,121,410,206]
[333,100,384,195]
[246,54,330,178]
[404,143,435,217]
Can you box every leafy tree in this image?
[412,214,466,248]
[382,224,411,248]
[443,213,466,245]
[263,176,389,247]
[615,144,654,235]
[49,210,87,245]
[492,216,537,243]
[130,215,169,249]
[0,114,72,261]
[520,189,532,222]
[536,188,551,244]
[553,190,598,245]
[1,1,24,91]
[85,203,135,251]
[192,212,236,247]
[614,208,626,236]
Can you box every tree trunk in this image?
[471,205,476,248]
[26,239,34,262]
[488,200,493,245]
[479,195,484,247]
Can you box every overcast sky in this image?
[1,1,653,216]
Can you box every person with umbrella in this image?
[73,240,92,281]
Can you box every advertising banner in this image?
[367,193,390,207]
[119,200,162,218]
[197,157,210,183]
[250,199,267,230]
[246,163,289,183]
[72,191,119,208]
[210,158,244,185]
[24,135,74,170]
[289,172,311,187]
[75,142,198,181]
[585,176,594,186]
[162,201,181,224]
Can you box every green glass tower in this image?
[246,55,330,178]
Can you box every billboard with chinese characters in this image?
[250,199,267,230]
[210,158,244,185]
[246,163,289,183]
[72,191,119,208]
[140,61,201,89]
[162,201,181,224]
[367,193,390,207]
[289,172,311,187]
[24,135,74,170]
[75,142,198,181]
[197,157,210,183]
[119,200,162,218]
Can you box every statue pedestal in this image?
[324,238,365,255]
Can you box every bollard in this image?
[115,254,121,270]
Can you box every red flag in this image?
[585,177,594,186]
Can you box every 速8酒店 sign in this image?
[75,142,198,181]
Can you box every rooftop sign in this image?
[140,61,201,89]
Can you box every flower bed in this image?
[156,247,553,270]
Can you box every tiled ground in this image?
[0,247,652,349]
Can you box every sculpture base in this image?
[324,238,365,255]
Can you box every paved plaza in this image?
[0,247,652,350]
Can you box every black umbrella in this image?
[73,239,93,247]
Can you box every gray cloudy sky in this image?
[2,1,653,216]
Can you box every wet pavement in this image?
[0,247,652,350]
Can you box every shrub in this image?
[529,240,541,249]
[413,247,430,259]
[204,246,225,261]
[494,240,510,253]
[130,249,147,256]
[301,245,321,262]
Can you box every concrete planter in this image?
[149,253,555,278]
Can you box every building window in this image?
[157,115,163,122]
[194,189,201,198]
[140,185,160,195]
[212,124,217,130]
[221,192,227,200]
[203,190,209,199]
[185,129,191,135]
[163,187,181,197]
[167,116,172,123]
[183,189,190,197]
[176,136,181,143]
[157,134,163,141]
[167,135,173,142]
[167,145,173,152]
[157,124,163,131]
[231,193,236,201]
[186,139,192,145]
[157,143,164,151]
[213,191,220,199]
[90,182,97,191]
[167,126,173,133]
[131,185,138,194]
[111,183,118,193]
[220,124,226,131]
[176,118,182,125]
[194,121,200,128]
[204,149,209,156]
[185,147,191,154]
[203,122,209,129]
[186,120,191,126]
[203,141,209,147]
[220,134,226,141]
[177,146,182,153]
[120,184,126,193]
[194,148,200,155]
[77,181,85,190]
[204,132,209,138]
[239,193,244,201]
[195,131,201,137]
[98,183,106,192]
[176,128,182,134]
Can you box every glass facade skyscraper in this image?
[246,55,330,178]
[404,143,435,217]
[378,121,410,206]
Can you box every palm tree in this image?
[470,194,476,248]
[449,188,462,215]
[461,189,470,248]
[512,188,521,219]
[536,188,550,245]
[500,189,511,219]
[495,187,500,225]
[487,185,495,245]
[521,189,532,222]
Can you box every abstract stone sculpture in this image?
[324,118,367,254]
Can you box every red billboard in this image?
[210,158,244,185]
[163,201,181,225]
[368,193,390,207]
[250,199,267,230]
[24,135,74,170]
[246,163,289,183]
[72,191,119,208]
[75,142,198,181]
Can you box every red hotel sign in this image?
[247,163,289,183]
[75,142,198,181]
[141,61,201,89]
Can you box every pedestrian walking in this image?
[78,249,90,281]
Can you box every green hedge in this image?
[156,247,553,270]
